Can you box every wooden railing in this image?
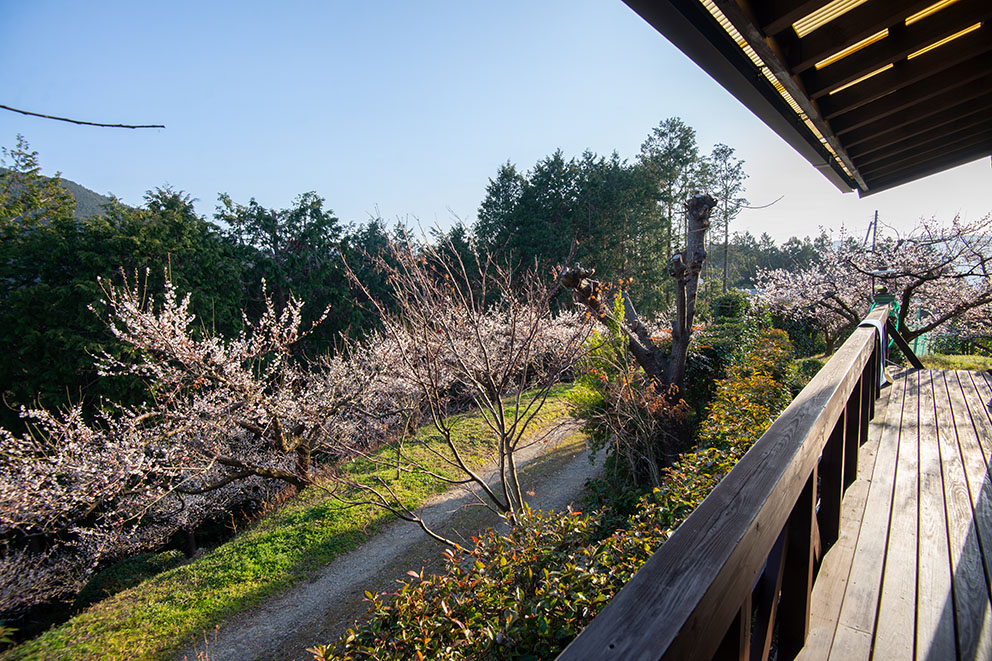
[558,305,890,661]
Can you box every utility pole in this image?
[867,210,878,299]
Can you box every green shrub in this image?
[569,297,689,489]
[710,290,749,321]
[772,313,826,358]
[324,330,796,660]
[791,357,825,394]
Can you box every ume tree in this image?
[0,237,589,612]
[759,215,992,352]
[562,194,717,479]
[343,235,591,542]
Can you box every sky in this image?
[2,0,990,244]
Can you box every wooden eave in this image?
[624,0,992,196]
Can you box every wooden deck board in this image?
[874,369,920,658]
[915,370,955,659]
[797,383,889,660]
[935,373,990,658]
[801,369,992,660]
[832,375,908,649]
[946,371,992,658]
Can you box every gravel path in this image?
[179,418,602,661]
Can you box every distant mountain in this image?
[58,176,116,220]
[0,169,117,220]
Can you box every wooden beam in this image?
[845,95,992,155]
[830,58,992,136]
[819,26,992,119]
[819,414,846,547]
[852,117,992,169]
[620,0,857,192]
[779,0,936,73]
[860,141,992,195]
[707,0,867,189]
[844,377,862,488]
[751,0,827,38]
[859,130,992,180]
[885,320,925,370]
[803,0,992,99]
[778,468,818,657]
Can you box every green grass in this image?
[5,386,575,661]
[920,354,992,371]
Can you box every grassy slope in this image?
[7,387,574,661]
[920,353,992,371]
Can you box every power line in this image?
[0,104,165,129]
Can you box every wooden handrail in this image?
[558,305,890,661]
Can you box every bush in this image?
[772,313,826,358]
[323,330,796,660]
[569,298,689,489]
[697,329,794,452]
[791,357,825,394]
[710,290,750,321]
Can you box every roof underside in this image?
[624,0,992,196]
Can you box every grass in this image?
[804,349,992,373]
[920,354,992,371]
[5,385,575,661]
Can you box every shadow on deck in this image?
[802,368,992,660]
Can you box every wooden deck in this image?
[801,369,992,660]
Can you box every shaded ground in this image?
[180,419,602,661]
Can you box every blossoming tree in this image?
[1,236,589,612]
[758,214,992,352]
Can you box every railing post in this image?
[714,593,751,661]
[844,377,862,487]
[778,466,817,658]
[750,529,787,661]
[861,356,874,438]
[868,347,877,420]
[819,412,845,547]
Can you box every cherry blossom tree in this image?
[0,273,388,612]
[757,229,869,353]
[758,214,992,352]
[1,239,589,612]
[342,236,592,539]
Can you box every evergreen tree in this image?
[638,117,700,259]
[707,144,748,292]
[217,192,352,353]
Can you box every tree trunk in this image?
[295,444,311,480]
[723,215,729,293]
[183,529,197,558]
[665,194,715,389]
[564,193,716,392]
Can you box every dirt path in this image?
[180,419,603,661]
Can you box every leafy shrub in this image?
[772,313,826,358]
[697,329,794,452]
[710,290,749,321]
[684,293,773,426]
[323,330,796,660]
[570,298,689,489]
[791,357,825,394]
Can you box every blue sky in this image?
[2,0,989,242]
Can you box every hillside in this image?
[58,175,115,219]
[1,168,115,219]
